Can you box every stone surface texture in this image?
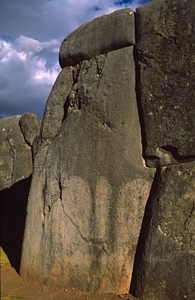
[132,162,195,300]
[59,8,135,68]
[0,3,191,300]
[0,116,33,190]
[136,0,195,167]
[41,67,73,141]
[19,113,41,146]
[20,46,154,294]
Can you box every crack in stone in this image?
[60,200,108,255]
[81,60,93,77]
[60,200,89,242]
[64,54,107,118]
[72,63,81,82]
[59,175,63,201]
[184,202,195,246]
[95,56,106,78]
[95,55,106,89]
[6,134,16,183]
[184,202,195,230]
[146,146,195,168]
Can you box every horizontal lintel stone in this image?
[59,8,135,68]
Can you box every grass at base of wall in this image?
[0,247,11,267]
[1,295,25,300]
[1,248,25,299]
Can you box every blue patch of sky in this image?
[0,34,14,43]
[0,35,13,61]
[39,49,59,70]
[114,0,132,5]
[93,6,102,11]
[114,0,152,6]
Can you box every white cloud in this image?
[0,37,60,118]
[0,37,60,85]
[15,35,59,53]
[0,0,151,119]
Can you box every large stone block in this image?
[0,115,36,271]
[20,46,154,294]
[19,113,41,146]
[136,0,195,167]
[59,8,135,68]
[0,116,32,190]
[131,161,195,300]
[41,66,73,141]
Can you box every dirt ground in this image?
[1,248,138,300]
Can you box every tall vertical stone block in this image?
[41,67,73,141]
[0,114,39,271]
[0,115,33,190]
[20,45,154,293]
[132,162,195,300]
[136,0,195,167]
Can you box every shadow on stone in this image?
[133,41,147,162]
[0,175,32,273]
[129,168,160,296]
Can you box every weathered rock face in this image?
[0,113,40,272]
[131,162,195,300]
[20,30,154,293]
[18,3,195,299]
[41,67,73,141]
[0,115,33,190]
[130,1,195,298]
[19,113,41,147]
[136,0,195,167]
[59,8,135,68]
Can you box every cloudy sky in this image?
[0,0,151,119]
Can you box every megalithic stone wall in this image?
[136,0,195,168]
[0,113,40,271]
[131,162,195,300]
[20,8,155,294]
[0,113,40,190]
[20,1,195,299]
[130,1,195,299]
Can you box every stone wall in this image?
[2,1,194,299]
[0,113,40,271]
[20,9,155,294]
[131,1,195,299]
